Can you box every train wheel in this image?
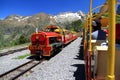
[60,44,64,50]
[33,55,41,60]
[50,50,55,57]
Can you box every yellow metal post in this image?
[84,16,89,80]
[83,17,87,61]
[84,15,88,46]
[106,0,116,80]
[88,0,93,80]
[84,16,87,42]
[89,0,92,53]
[84,17,88,50]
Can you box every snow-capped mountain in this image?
[53,11,85,24]
[0,11,85,44]
[2,11,85,27]
[5,14,31,22]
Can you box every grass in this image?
[13,53,30,59]
[0,42,30,50]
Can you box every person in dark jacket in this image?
[91,19,106,40]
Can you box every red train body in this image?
[28,25,78,57]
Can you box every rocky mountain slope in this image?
[0,11,85,48]
[53,11,85,24]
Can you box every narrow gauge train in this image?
[28,25,78,57]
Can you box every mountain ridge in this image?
[0,10,85,48]
[3,10,85,25]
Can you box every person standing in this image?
[91,19,106,40]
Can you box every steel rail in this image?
[0,59,45,80]
[0,47,27,57]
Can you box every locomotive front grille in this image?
[29,45,43,50]
[36,50,43,56]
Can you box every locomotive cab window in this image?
[45,28,57,32]
[49,37,58,44]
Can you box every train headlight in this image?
[36,36,39,39]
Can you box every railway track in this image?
[0,59,45,80]
[0,47,28,57]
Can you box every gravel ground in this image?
[19,37,85,80]
[0,50,31,75]
[0,44,28,53]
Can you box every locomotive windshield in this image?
[49,37,58,44]
[45,28,57,32]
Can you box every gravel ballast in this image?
[19,37,85,80]
[0,50,31,75]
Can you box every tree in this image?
[18,34,29,44]
[0,31,4,48]
[71,19,83,32]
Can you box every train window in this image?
[49,37,57,44]
[50,28,55,32]
[45,28,57,32]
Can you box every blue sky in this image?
[0,0,106,19]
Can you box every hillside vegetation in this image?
[0,13,84,49]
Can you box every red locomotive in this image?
[28,25,78,58]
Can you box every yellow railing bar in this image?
[89,0,93,53]
[106,0,116,80]
[84,15,89,43]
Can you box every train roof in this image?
[38,31,59,37]
[45,25,59,29]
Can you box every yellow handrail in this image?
[106,0,116,80]
[89,0,93,53]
